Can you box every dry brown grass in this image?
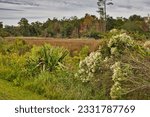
[6,37,102,53]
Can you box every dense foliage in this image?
[0,29,149,100]
[76,30,150,99]
[0,14,150,39]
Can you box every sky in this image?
[0,0,150,25]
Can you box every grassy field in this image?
[0,79,45,100]
[5,37,101,53]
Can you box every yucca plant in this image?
[27,44,68,73]
[40,44,68,71]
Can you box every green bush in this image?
[79,45,90,59]
[85,31,103,39]
[63,45,90,72]
[0,38,31,55]
[26,44,69,75]
[0,53,27,85]
[129,32,146,40]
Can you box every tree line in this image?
[0,14,150,39]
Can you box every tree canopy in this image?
[0,14,150,39]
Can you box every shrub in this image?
[76,31,150,99]
[13,38,31,55]
[83,30,105,39]
[79,45,90,59]
[0,38,31,55]
[76,51,103,82]
[87,31,103,39]
[110,61,132,99]
[26,44,69,75]
[108,33,134,56]
[64,46,89,72]
[0,53,27,85]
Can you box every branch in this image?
[123,85,150,95]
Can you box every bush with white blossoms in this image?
[110,61,131,82]
[110,81,123,99]
[109,29,126,35]
[108,33,134,56]
[110,61,132,99]
[76,32,134,83]
[76,30,150,99]
[76,51,102,82]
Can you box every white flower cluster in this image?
[109,29,118,33]
[144,41,150,50]
[109,29,127,36]
[108,33,134,47]
[110,47,119,56]
[110,81,123,99]
[111,62,125,81]
[108,33,134,55]
[110,61,131,99]
[76,51,102,82]
[110,62,124,99]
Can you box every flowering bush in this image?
[110,61,131,82]
[108,33,134,56]
[110,61,132,99]
[110,81,123,99]
[76,51,102,82]
[76,30,150,99]
[76,32,134,83]
[109,29,126,35]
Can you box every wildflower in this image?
[110,82,123,99]
[76,50,102,82]
[111,47,118,55]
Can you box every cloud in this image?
[116,4,142,11]
[0,0,22,5]
[0,0,39,6]
[0,0,150,25]
[0,8,23,11]
[117,5,133,10]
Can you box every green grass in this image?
[0,79,46,100]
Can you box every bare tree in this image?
[97,0,113,32]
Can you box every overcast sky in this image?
[0,0,150,25]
